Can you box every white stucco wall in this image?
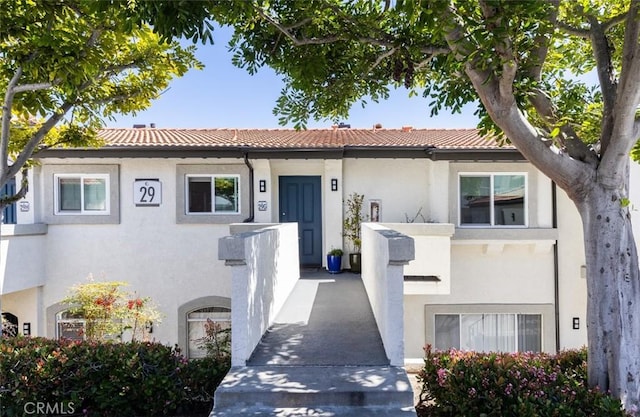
[1,225,47,294]
[447,244,555,304]
[448,161,553,228]
[251,159,273,224]
[268,158,344,266]
[15,168,37,224]
[535,171,554,228]
[220,223,299,366]
[361,223,414,366]
[427,162,450,223]
[37,158,236,345]
[385,223,455,295]
[323,159,344,258]
[555,185,589,349]
[343,158,431,224]
[554,160,640,350]
[2,287,42,336]
[1,153,605,362]
[404,241,557,359]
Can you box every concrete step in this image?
[211,405,417,416]
[211,365,416,416]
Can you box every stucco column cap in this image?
[218,232,259,262]
[378,229,415,264]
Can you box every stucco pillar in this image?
[362,224,414,367]
[218,234,251,367]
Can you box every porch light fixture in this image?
[331,178,338,191]
[23,322,31,336]
[259,180,267,193]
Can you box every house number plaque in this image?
[134,179,161,206]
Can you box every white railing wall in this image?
[1,224,47,294]
[361,223,415,366]
[218,222,300,366]
[384,223,454,295]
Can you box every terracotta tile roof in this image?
[97,128,513,150]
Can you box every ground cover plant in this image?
[0,337,230,417]
[417,346,630,417]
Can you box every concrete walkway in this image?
[247,270,389,366]
[211,270,416,416]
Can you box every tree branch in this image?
[524,2,598,166]
[282,18,311,31]
[0,169,29,210]
[479,0,517,98]
[528,1,558,83]
[102,62,144,77]
[13,82,56,93]
[600,0,640,185]
[254,3,449,59]
[1,68,23,175]
[499,62,517,99]
[556,20,590,38]
[5,52,150,181]
[589,16,618,154]
[7,101,75,181]
[11,27,103,95]
[254,6,343,45]
[602,11,628,32]
[414,56,438,71]
[442,3,591,195]
[441,5,476,60]
[367,47,397,74]
[528,87,599,164]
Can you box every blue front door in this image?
[279,176,322,266]
[1,178,16,224]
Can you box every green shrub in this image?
[62,279,162,342]
[417,346,629,417]
[0,337,230,416]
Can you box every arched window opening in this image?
[187,306,231,359]
[2,312,18,337]
[56,310,86,341]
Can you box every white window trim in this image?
[185,174,241,215]
[435,312,543,353]
[55,311,86,341]
[458,172,528,228]
[54,173,111,216]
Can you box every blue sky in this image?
[108,27,481,130]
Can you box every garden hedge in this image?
[417,346,629,417]
[0,337,229,416]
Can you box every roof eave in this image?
[35,145,523,161]
[429,148,524,161]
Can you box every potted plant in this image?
[343,192,367,273]
[326,248,343,274]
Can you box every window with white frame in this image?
[459,174,526,226]
[435,313,542,353]
[56,310,86,341]
[187,306,231,359]
[186,175,239,214]
[55,174,110,215]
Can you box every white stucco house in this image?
[1,126,639,363]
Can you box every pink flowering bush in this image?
[0,337,229,416]
[417,346,629,417]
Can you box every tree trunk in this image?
[579,181,640,415]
